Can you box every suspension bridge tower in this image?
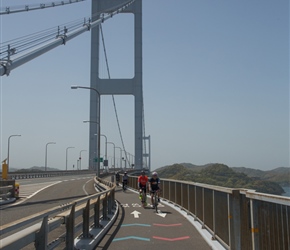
[89,0,144,173]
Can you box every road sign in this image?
[94,157,103,162]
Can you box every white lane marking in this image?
[17,181,62,205]
[132,203,142,207]
[82,179,93,195]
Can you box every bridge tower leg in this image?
[89,0,143,174]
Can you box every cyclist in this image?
[115,172,120,186]
[148,171,161,208]
[138,170,148,204]
[122,172,128,191]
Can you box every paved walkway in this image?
[96,185,220,250]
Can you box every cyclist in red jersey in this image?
[138,170,148,202]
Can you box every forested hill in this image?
[155,163,286,195]
[231,166,290,186]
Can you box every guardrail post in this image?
[94,198,101,228]
[83,199,90,238]
[250,199,259,250]
[103,193,108,220]
[229,190,241,250]
[35,216,48,250]
[108,192,113,215]
[66,203,75,250]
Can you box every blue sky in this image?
[0,0,289,171]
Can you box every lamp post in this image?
[122,150,127,170]
[71,85,101,176]
[115,147,122,170]
[94,133,107,168]
[45,142,56,171]
[66,147,74,171]
[7,134,21,171]
[83,120,100,174]
[107,142,115,171]
[79,150,87,170]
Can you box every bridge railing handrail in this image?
[0,169,95,180]
[0,176,116,250]
[126,175,290,250]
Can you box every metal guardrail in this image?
[0,185,13,199]
[1,169,96,180]
[0,176,117,250]
[2,174,289,249]
[127,175,290,250]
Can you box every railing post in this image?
[82,199,90,238]
[35,216,48,250]
[112,188,115,208]
[230,190,241,250]
[202,187,205,228]
[250,199,259,250]
[66,203,75,250]
[108,192,112,215]
[194,185,197,221]
[94,197,101,228]
[212,190,216,240]
[103,193,109,220]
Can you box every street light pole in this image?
[107,142,115,171]
[83,120,101,174]
[94,133,107,167]
[71,85,101,176]
[79,150,87,170]
[66,147,74,171]
[122,150,127,170]
[7,134,21,170]
[115,147,122,170]
[45,142,56,171]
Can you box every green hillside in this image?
[155,163,285,195]
[232,167,290,186]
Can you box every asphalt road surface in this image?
[0,174,96,232]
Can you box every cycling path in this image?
[97,185,222,250]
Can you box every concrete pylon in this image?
[89,0,143,174]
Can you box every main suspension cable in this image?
[0,0,86,15]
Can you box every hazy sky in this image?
[0,0,289,171]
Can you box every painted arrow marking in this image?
[153,236,190,241]
[131,210,141,218]
[153,223,182,227]
[113,236,150,242]
[156,211,166,218]
[121,223,151,227]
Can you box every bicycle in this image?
[122,180,128,191]
[152,190,160,213]
[139,188,147,207]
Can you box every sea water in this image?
[281,186,290,197]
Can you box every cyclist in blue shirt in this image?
[148,172,161,208]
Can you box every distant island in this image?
[9,166,60,172]
[155,163,290,195]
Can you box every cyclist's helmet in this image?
[152,171,158,176]
[141,170,145,174]
[124,172,127,174]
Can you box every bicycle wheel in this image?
[154,193,158,212]
[141,189,146,206]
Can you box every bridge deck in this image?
[97,185,217,250]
